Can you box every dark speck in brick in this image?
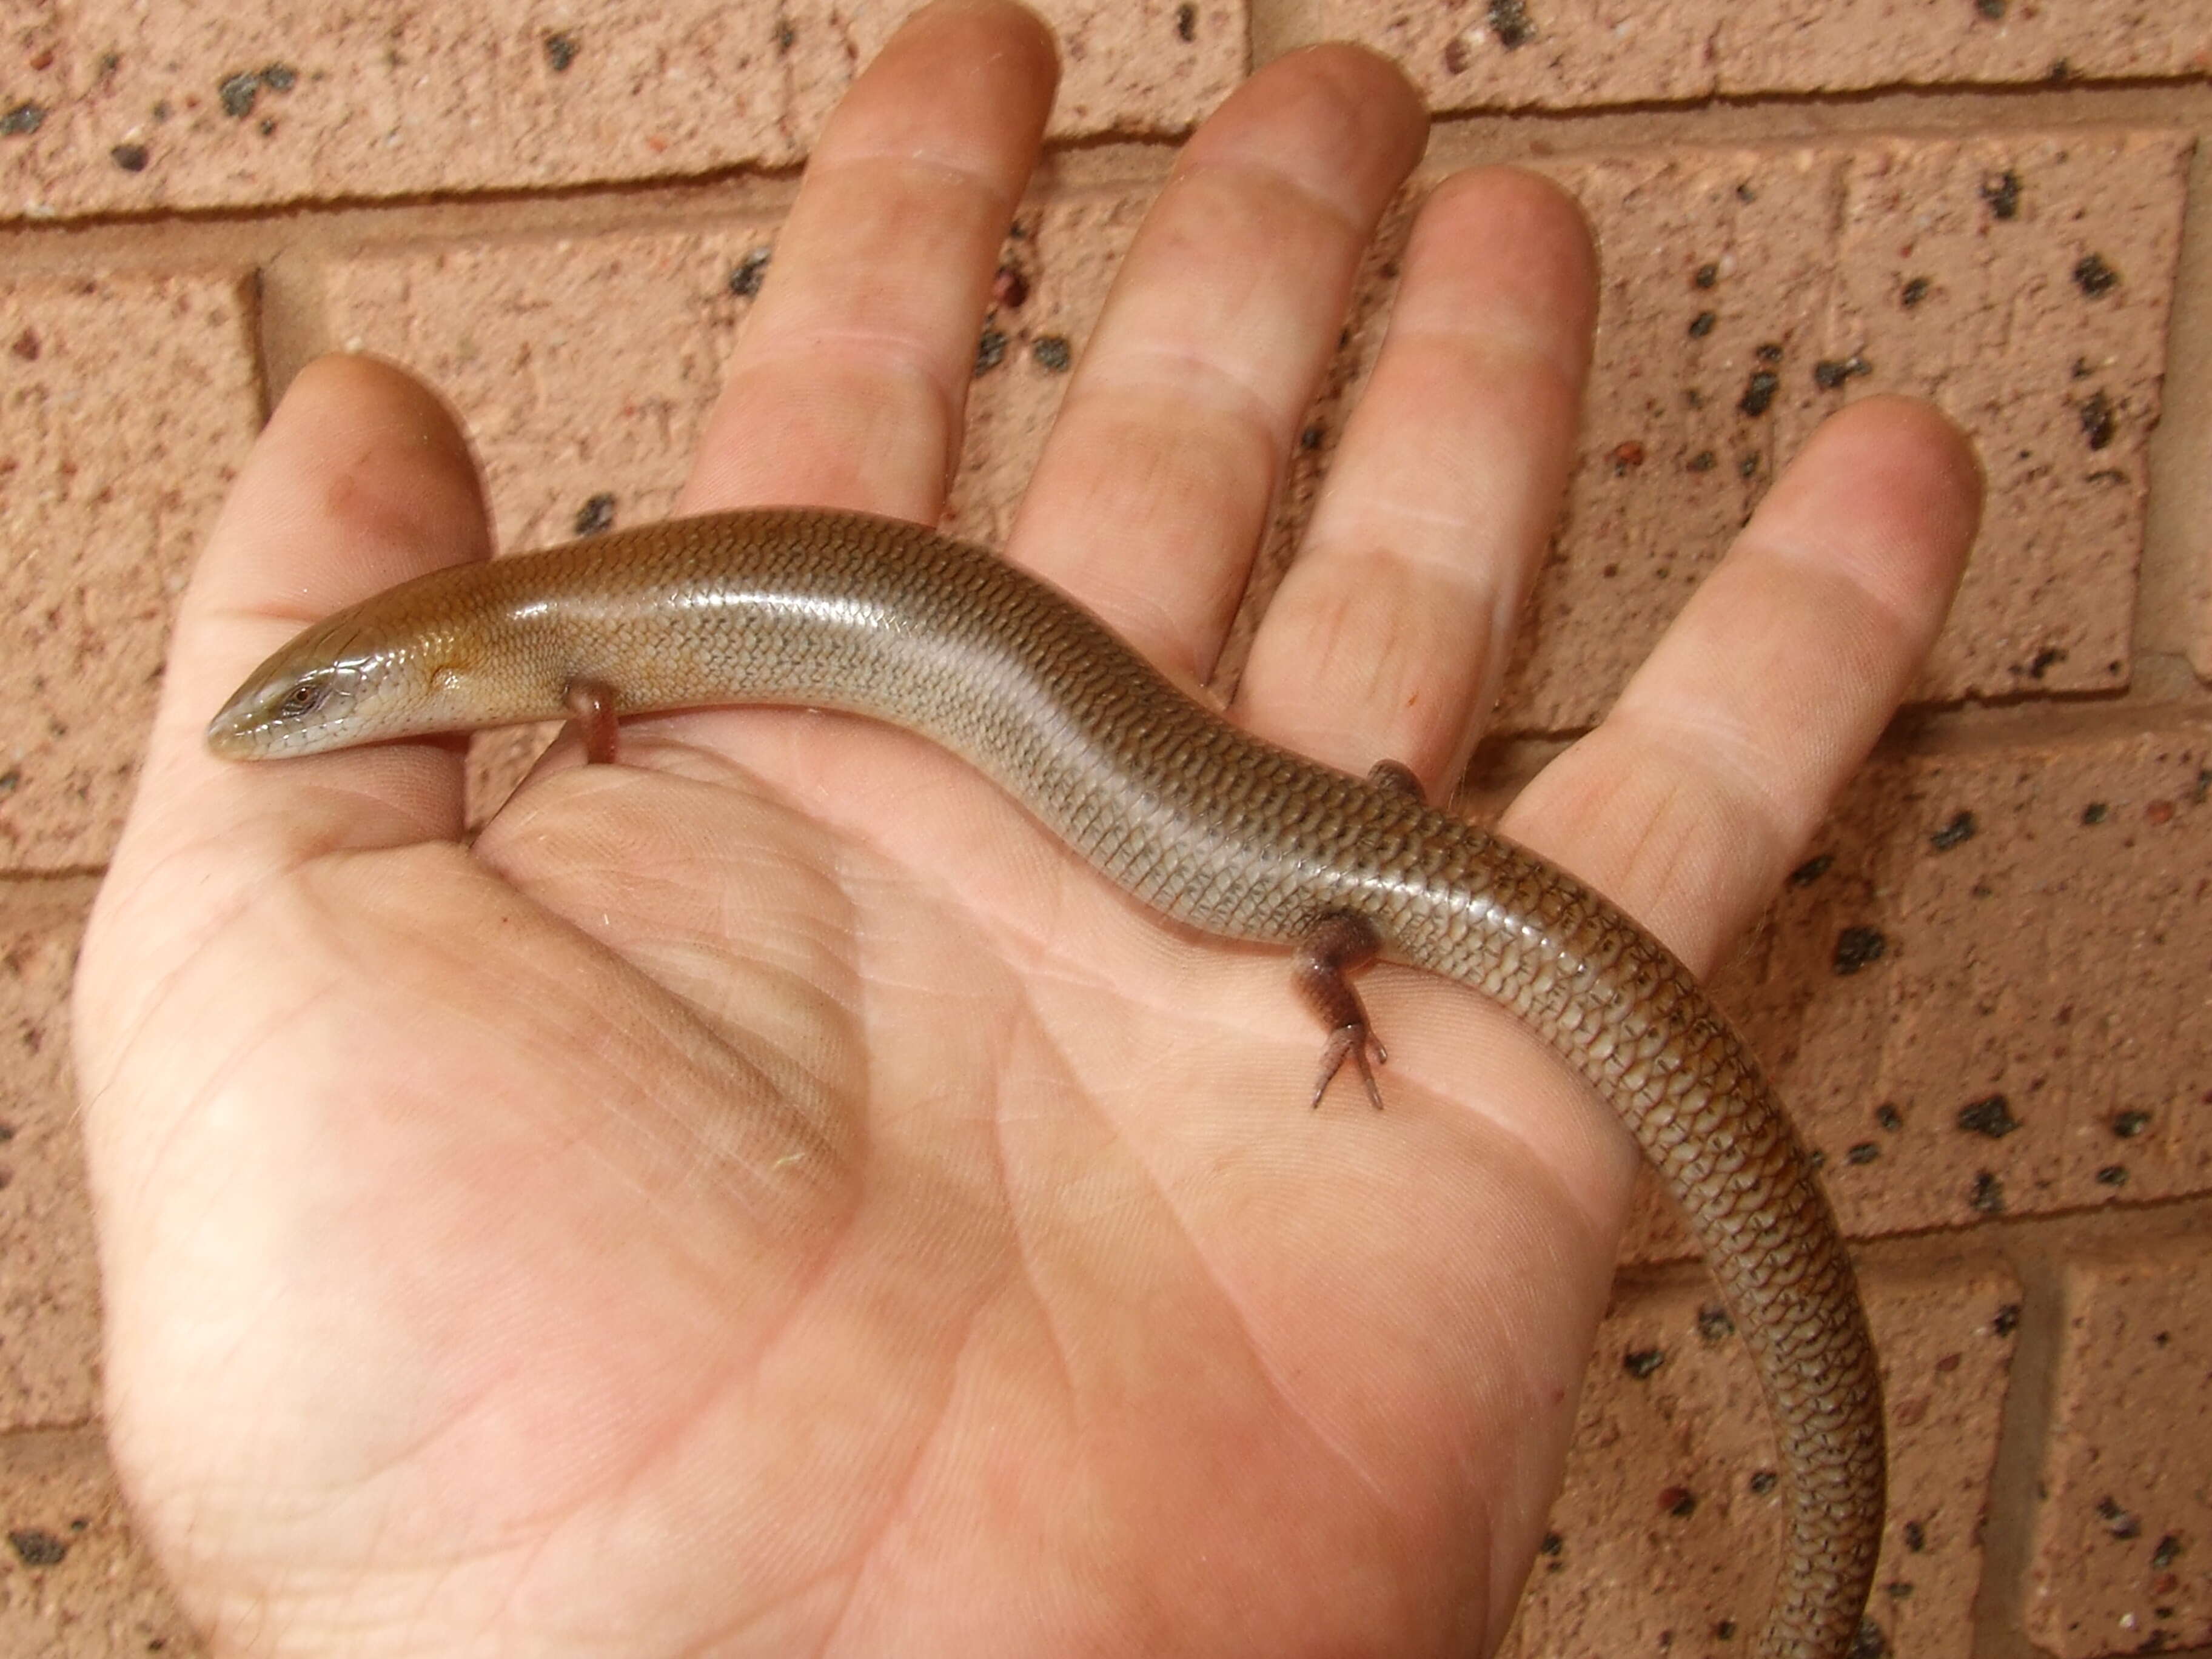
[1749,1470,1778,1496]
[1847,1142,1880,1165]
[2073,253,2119,298]
[7,1529,67,1567]
[1443,36,1469,74]
[1660,1486,1697,1518]
[1032,335,1073,373]
[1903,1520,1926,1550]
[1980,171,2022,220]
[1901,276,1931,307]
[1969,1171,2006,1214]
[1689,310,1716,338]
[1176,2,1197,42]
[1957,1094,2019,1138]
[2,102,47,137]
[2080,389,2117,450]
[2113,1110,2151,1139]
[544,32,580,72]
[1697,1303,1735,1342]
[1930,811,1977,850]
[2096,1164,2128,1187]
[2153,1535,2181,1569]
[2098,1496,2143,1540]
[1853,1618,1888,1659]
[1876,1103,1903,1131]
[1814,355,1871,389]
[572,494,616,536]
[1994,1302,2020,1336]
[1489,0,1535,48]
[1832,925,1886,974]
[110,142,149,172]
[1694,263,1718,288]
[1739,371,1779,417]
[2082,802,2109,825]
[974,328,1007,377]
[1623,1347,1664,1379]
[1788,853,1832,886]
[218,72,261,118]
[11,329,40,361]
[728,247,772,298]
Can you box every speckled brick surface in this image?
[1497,1255,2017,1659]
[0,1430,199,1655]
[0,881,98,1433]
[329,228,771,549]
[0,1,1244,223]
[2028,1241,2212,1657]
[1492,131,2191,733]
[1303,1,2212,111]
[0,270,261,872]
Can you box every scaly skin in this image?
[210,506,1885,1659]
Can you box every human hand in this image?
[73,2,1982,1652]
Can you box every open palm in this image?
[73,5,1980,1654]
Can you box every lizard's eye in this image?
[276,677,332,720]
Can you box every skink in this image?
[207,506,1884,1659]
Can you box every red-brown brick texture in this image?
[5,3,2210,1655]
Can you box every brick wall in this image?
[4,3,2208,1655]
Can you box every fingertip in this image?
[1402,165,1599,386]
[1191,42,1429,215]
[1754,394,1985,640]
[823,0,1060,166]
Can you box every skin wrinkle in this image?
[1083,343,1302,452]
[1169,152,1375,250]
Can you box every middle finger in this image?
[1008,46,1426,683]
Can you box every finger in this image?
[1006,45,1426,680]
[679,0,1057,521]
[1503,396,1983,973]
[124,353,492,866]
[1234,167,1596,797]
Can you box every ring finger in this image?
[1234,166,1598,799]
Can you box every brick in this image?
[1302,1,2212,112]
[1862,727,2212,1230]
[2028,1241,2212,1656]
[1498,1254,2016,1659]
[0,880,99,1432]
[1615,721,2212,1262]
[1822,132,2191,704]
[1468,132,2190,734]
[0,1428,200,1655]
[0,1,1243,224]
[0,269,260,872]
[329,227,770,551]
